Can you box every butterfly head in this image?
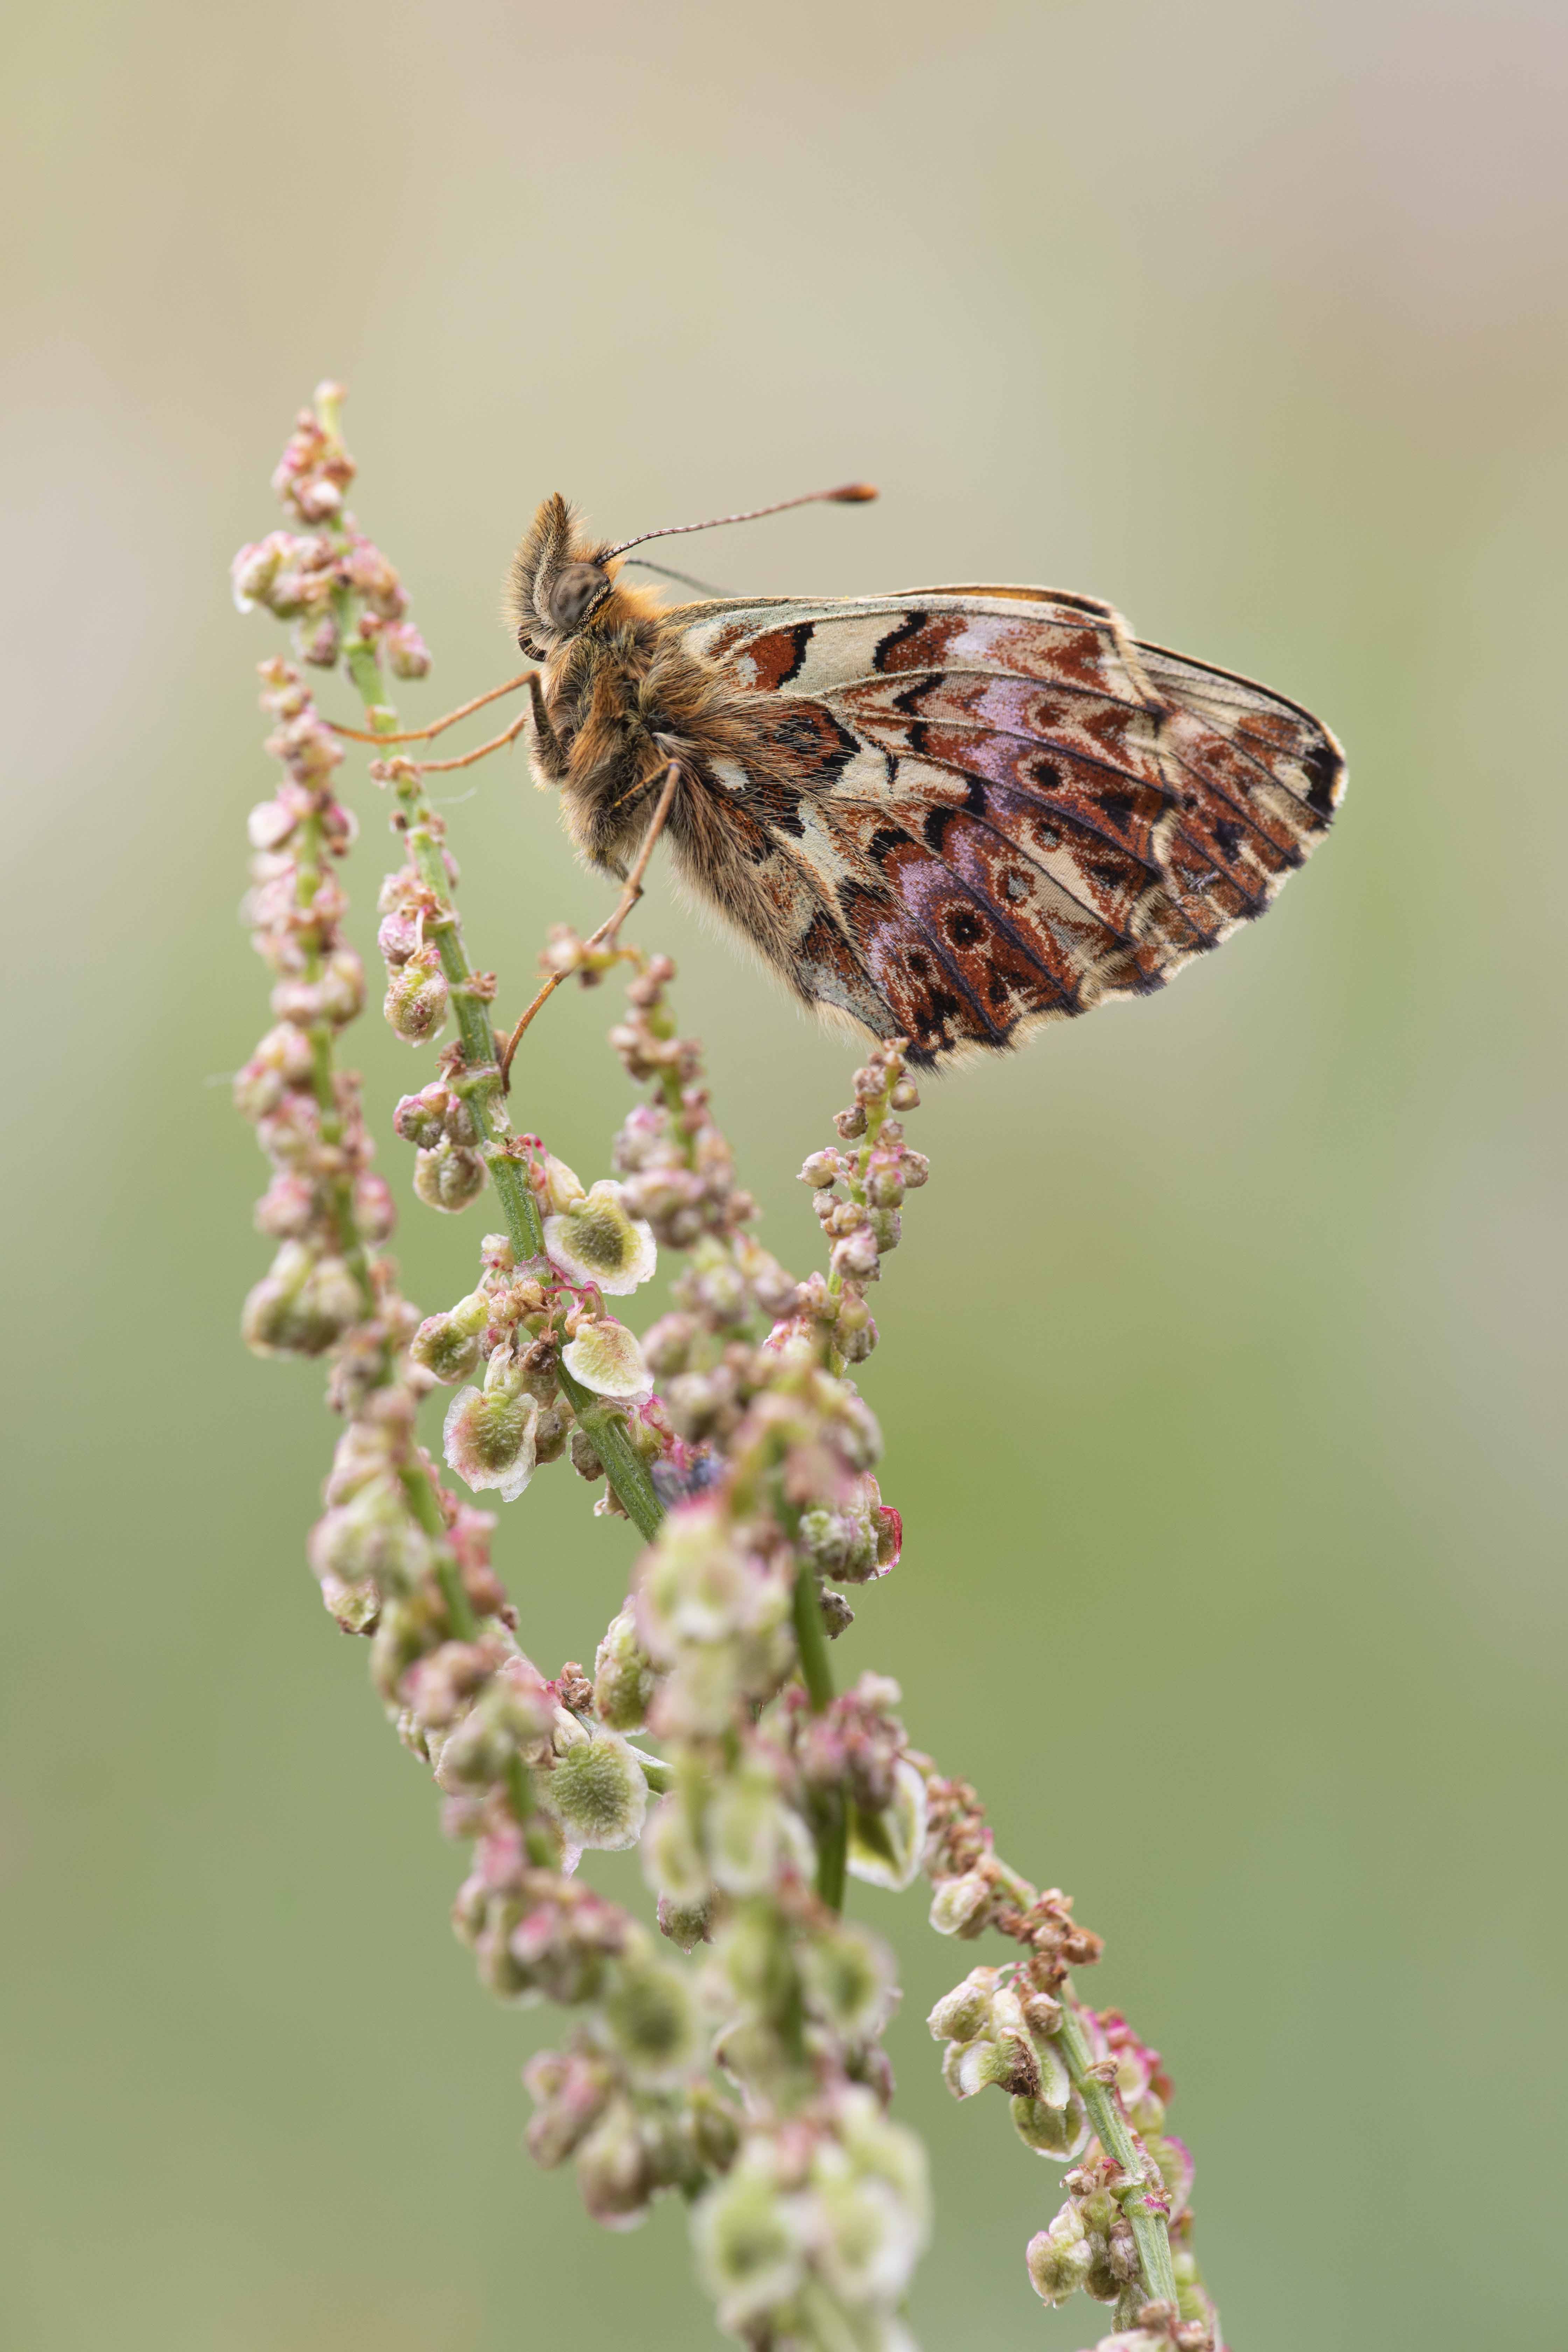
[507,493,620,659]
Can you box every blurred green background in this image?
[3,1,1564,2346]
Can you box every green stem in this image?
[1055,2002,1179,2312]
[790,1561,846,1911]
[339,606,664,1541]
[791,1563,835,1712]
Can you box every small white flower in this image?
[545,1179,657,1295]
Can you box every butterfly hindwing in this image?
[671,590,1344,1065]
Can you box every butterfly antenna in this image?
[622,556,735,596]
[604,481,877,560]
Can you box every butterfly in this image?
[507,485,1344,1070]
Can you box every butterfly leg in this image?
[525,672,567,779]
[328,668,536,747]
[499,763,680,1085]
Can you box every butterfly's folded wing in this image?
[667,589,1344,1066]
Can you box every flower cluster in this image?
[231,385,1221,2352]
[234,659,391,1365]
[231,385,430,677]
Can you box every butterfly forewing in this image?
[670,589,1344,1065]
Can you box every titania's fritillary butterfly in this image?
[507,487,1344,1068]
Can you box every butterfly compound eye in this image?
[548,561,610,631]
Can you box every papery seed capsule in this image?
[442,1352,539,1503]
[1011,2088,1090,2158]
[561,1317,651,1399]
[543,1731,648,1853]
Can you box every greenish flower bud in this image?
[409,1290,491,1384]
[317,1572,380,1633]
[594,1605,658,1730]
[308,1474,430,1594]
[242,1241,362,1356]
[926,1966,1001,2047]
[391,1082,450,1147]
[545,1180,657,1295]
[797,1502,878,1583]
[640,1311,698,1377]
[538,1151,585,1212]
[574,2099,656,2231]
[658,1891,718,1952]
[532,1401,572,1465]
[682,2079,741,2173]
[866,1207,902,1252]
[383,943,449,1043]
[543,1729,648,1851]
[1025,2207,1093,2305]
[602,1956,699,2085]
[847,1757,927,1891]
[568,1426,604,1481]
[441,1350,539,1503]
[928,1869,993,1937]
[561,1317,651,1399]
[413,1139,486,1212]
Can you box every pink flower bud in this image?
[1026,2207,1093,2305]
[354,1172,396,1243]
[384,619,432,678]
[377,907,422,967]
[524,2047,616,2168]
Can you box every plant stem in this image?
[1055,2001,1180,2311]
[791,1562,846,1911]
[338,616,664,1541]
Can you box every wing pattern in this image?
[672,590,1344,1066]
